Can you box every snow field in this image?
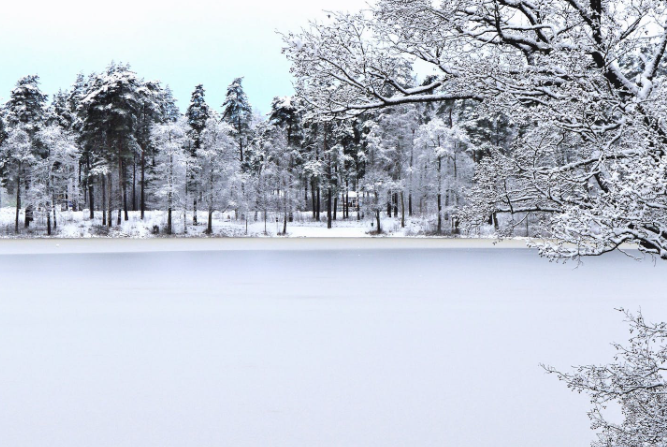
[0,207,476,239]
[0,247,665,446]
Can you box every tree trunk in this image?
[53,200,58,230]
[14,163,20,234]
[327,188,332,229]
[311,179,317,219]
[400,191,405,228]
[316,187,321,221]
[46,201,52,236]
[132,153,137,211]
[437,157,442,234]
[375,191,382,233]
[102,174,107,226]
[87,157,94,220]
[117,143,123,225]
[108,174,113,228]
[207,207,213,235]
[345,190,349,219]
[333,195,338,221]
[52,195,57,231]
[140,146,146,219]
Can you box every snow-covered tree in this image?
[78,63,144,224]
[1,75,47,231]
[222,77,253,163]
[197,118,238,234]
[284,0,667,259]
[185,84,211,225]
[545,310,667,447]
[32,124,80,234]
[415,118,470,234]
[0,128,35,232]
[185,84,210,153]
[150,118,188,235]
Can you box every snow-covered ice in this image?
[0,242,665,447]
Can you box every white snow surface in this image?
[0,242,665,447]
[0,208,463,238]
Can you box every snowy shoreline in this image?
[0,236,543,255]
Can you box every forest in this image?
[3,0,667,262]
[0,65,494,240]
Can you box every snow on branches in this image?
[544,310,667,447]
[284,0,667,259]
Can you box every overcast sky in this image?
[0,0,365,115]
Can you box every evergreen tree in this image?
[78,62,144,224]
[185,84,211,224]
[2,75,48,230]
[185,84,210,153]
[5,75,47,133]
[135,79,174,217]
[160,86,180,123]
[222,77,253,162]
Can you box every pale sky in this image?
[0,0,366,115]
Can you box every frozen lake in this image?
[0,240,665,447]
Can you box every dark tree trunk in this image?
[123,187,128,222]
[53,195,57,231]
[311,179,317,219]
[316,187,321,221]
[15,163,20,234]
[118,143,123,225]
[193,198,198,225]
[108,174,113,228]
[437,157,442,234]
[102,174,107,226]
[400,191,405,228]
[46,202,52,236]
[375,191,382,233]
[327,188,332,229]
[206,207,213,235]
[333,195,338,221]
[132,153,137,211]
[87,156,94,220]
[140,146,146,219]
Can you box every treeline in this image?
[0,62,516,236]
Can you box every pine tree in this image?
[160,86,180,123]
[185,84,210,153]
[185,84,211,225]
[5,75,47,133]
[135,80,174,217]
[222,77,253,162]
[78,62,144,224]
[2,75,48,230]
